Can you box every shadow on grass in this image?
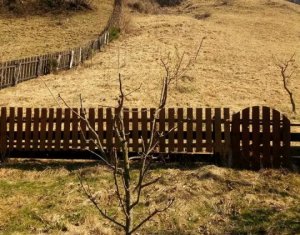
[229,207,300,235]
[0,157,215,173]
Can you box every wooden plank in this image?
[8,107,15,151]
[72,108,79,149]
[282,115,291,168]
[272,110,281,168]
[159,108,166,153]
[63,108,71,150]
[150,108,156,152]
[177,108,184,152]
[24,108,32,151]
[141,108,148,151]
[224,108,231,165]
[55,108,62,151]
[32,108,40,151]
[80,109,87,149]
[97,108,104,149]
[214,108,222,155]
[106,108,113,153]
[168,108,175,153]
[231,112,240,168]
[262,107,271,168]
[88,108,96,151]
[16,107,23,150]
[242,108,250,168]
[123,108,130,146]
[132,108,139,152]
[186,108,193,152]
[40,108,47,151]
[196,108,203,152]
[252,106,260,170]
[0,107,7,156]
[205,108,212,152]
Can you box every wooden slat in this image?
[0,107,7,155]
[272,110,281,168]
[123,108,129,145]
[32,108,40,151]
[72,108,79,149]
[262,107,271,168]
[242,108,250,168]
[132,108,139,152]
[150,108,156,151]
[106,108,113,152]
[196,108,203,152]
[159,108,166,153]
[186,108,193,152]
[97,108,104,149]
[40,108,47,151]
[141,108,148,151]
[63,109,71,150]
[88,108,95,151]
[25,108,32,151]
[224,108,231,165]
[80,109,87,149]
[55,108,62,151]
[282,116,291,168]
[8,107,15,151]
[231,112,240,168]
[205,108,212,152]
[214,108,222,154]
[252,106,260,170]
[177,108,184,152]
[16,107,23,150]
[168,108,175,153]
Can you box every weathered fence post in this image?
[79,47,82,64]
[13,62,21,86]
[36,56,43,76]
[57,54,62,71]
[69,50,75,69]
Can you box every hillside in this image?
[0,0,299,122]
[0,0,113,61]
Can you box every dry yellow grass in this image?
[0,0,113,61]
[0,159,299,234]
[0,0,299,122]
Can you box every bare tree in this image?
[277,53,297,113]
[56,41,204,234]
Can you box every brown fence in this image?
[0,106,295,169]
[0,0,121,89]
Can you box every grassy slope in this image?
[0,0,113,61]
[0,160,299,234]
[0,0,299,122]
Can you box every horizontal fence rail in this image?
[0,0,121,89]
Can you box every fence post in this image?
[69,50,75,69]
[79,47,82,63]
[13,62,21,86]
[36,56,43,76]
[57,54,62,71]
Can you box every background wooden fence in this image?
[0,106,296,169]
[0,0,121,89]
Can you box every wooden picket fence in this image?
[0,0,121,89]
[0,106,293,169]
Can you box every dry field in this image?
[0,160,299,234]
[0,0,299,122]
[0,0,113,61]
